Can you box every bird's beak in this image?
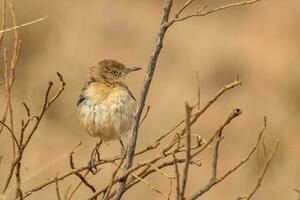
[126,66,142,74]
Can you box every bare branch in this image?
[0,1,276,200]
[166,178,173,200]
[179,103,192,200]
[139,105,150,127]
[22,102,31,117]
[158,79,242,147]
[0,0,6,47]
[173,153,180,200]
[187,116,271,200]
[66,151,96,200]
[103,152,127,200]
[131,173,169,199]
[113,0,174,199]
[55,174,62,200]
[168,0,264,27]
[105,158,186,200]
[174,0,195,19]
[241,141,279,200]
[2,73,65,195]
[0,120,20,149]
[0,16,47,34]
[187,140,256,200]
[195,70,200,110]
[256,116,267,173]
[191,108,242,159]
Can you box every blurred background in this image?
[0,0,300,199]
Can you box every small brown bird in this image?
[77,59,141,148]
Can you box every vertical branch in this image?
[187,109,242,200]
[0,0,6,47]
[179,103,192,200]
[103,152,126,200]
[173,152,180,200]
[6,0,20,133]
[0,0,21,159]
[0,48,9,134]
[210,117,225,182]
[55,175,62,200]
[244,141,279,200]
[256,116,267,174]
[1,73,65,196]
[7,3,22,197]
[196,70,200,110]
[113,0,173,199]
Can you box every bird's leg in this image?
[119,139,125,154]
[88,139,102,174]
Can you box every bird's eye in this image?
[111,70,118,76]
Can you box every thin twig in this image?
[0,16,47,34]
[0,0,6,47]
[22,102,31,117]
[158,79,242,148]
[174,0,195,19]
[179,103,192,200]
[67,151,96,200]
[139,105,150,127]
[2,73,65,195]
[243,141,279,200]
[55,174,62,200]
[187,143,256,200]
[191,108,242,159]
[103,152,127,200]
[173,153,180,200]
[0,48,9,134]
[106,158,186,200]
[149,164,174,179]
[64,186,72,200]
[195,70,200,110]
[0,120,20,149]
[167,0,264,27]
[130,173,169,199]
[187,116,271,200]
[256,116,267,174]
[167,178,173,200]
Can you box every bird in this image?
[77,59,141,151]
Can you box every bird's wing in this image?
[122,83,136,101]
[77,76,96,106]
[77,91,86,106]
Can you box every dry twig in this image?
[167,0,264,27]
[179,103,193,200]
[236,141,279,200]
[0,16,47,34]
[55,175,62,200]
[0,1,277,200]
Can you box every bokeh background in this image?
[1,0,300,199]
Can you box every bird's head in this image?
[88,59,142,84]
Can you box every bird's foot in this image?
[87,140,102,174]
[119,139,126,155]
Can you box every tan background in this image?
[1,0,300,199]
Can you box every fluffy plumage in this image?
[77,59,141,141]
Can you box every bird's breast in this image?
[78,84,136,141]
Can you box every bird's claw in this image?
[87,140,102,174]
[119,139,126,154]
